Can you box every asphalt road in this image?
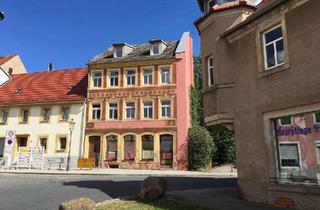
[0,174,237,210]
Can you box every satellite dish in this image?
[0,11,4,21]
[0,67,11,87]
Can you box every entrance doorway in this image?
[89,136,101,167]
[0,138,5,158]
[160,134,173,168]
[15,136,29,157]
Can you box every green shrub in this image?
[188,126,215,171]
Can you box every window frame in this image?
[142,100,154,119]
[91,70,103,88]
[207,56,214,87]
[151,44,161,55]
[141,134,155,161]
[123,134,136,161]
[108,101,119,120]
[125,68,137,87]
[313,112,320,124]
[278,116,293,127]
[0,108,8,125]
[263,25,285,71]
[107,69,120,88]
[91,102,102,121]
[278,142,302,170]
[316,141,320,165]
[106,135,118,161]
[142,67,154,86]
[60,106,70,122]
[160,99,172,119]
[159,65,172,85]
[20,108,30,124]
[37,135,48,153]
[56,135,68,153]
[40,107,51,123]
[125,101,136,120]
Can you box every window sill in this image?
[257,63,290,78]
[55,150,66,153]
[201,83,235,94]
[40,121,50,124]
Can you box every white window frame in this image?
[114,47,123,58]
[143,101,153,119]
[0,109,8,124]
[278,142,302,170]
[151,44,161,55]
[161,100,172,118]
[108,69,120,87]
[125,101,136,120]
[278,116,293,127]
[160,66,171,84]
[316,141,320,164]
[263,25,285,71]
[91,103,101,120]
[313,112,320,124]
[142,68,153,85]
[125,69,136,86]
[207,56,214,87]
[108,102,118,120]
[91,70,103,88]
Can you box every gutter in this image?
[220,0,289,38]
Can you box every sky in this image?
[0,0,202,72]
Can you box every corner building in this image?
[84,32,193,170]
[195,0,320,209]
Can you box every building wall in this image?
[0,55,27,74]
[217,0,320,209]
[0,102,85,168]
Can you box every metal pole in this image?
[66,127,73,171]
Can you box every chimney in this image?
[48,63,53,71]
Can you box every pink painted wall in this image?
[175,32,194,170]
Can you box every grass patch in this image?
[97,197,208,210]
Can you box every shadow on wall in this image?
[62,176,237,199]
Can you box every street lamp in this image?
[66,118,76,171]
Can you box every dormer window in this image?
[114,47,123,58]
[205,0,237,13]
[150,40,167,55]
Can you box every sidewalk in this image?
[0,168,237,177]
[169,188,289,210]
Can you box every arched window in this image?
[142,135,154,160]
[106,135,117,161]
[124,135,136,160]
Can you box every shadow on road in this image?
[62,177,237,199]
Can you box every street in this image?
[0,174,237,210]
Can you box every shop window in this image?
[0,109,8,124]
[142,135,154,160]
[263,25,285,70]
[107,135,117,161]
[124,135,135,160]
[272,111,320,185]
[160,134,173,165]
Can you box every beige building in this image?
[196,0,320,209]
[0,68,88,168]
[0,54,27,75]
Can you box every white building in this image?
[0,68,88,168]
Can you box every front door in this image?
[160,134,173,168]
[89,136,101,167]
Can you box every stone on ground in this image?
[59,197,96,210]
[139,177,167,200]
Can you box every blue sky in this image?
[0,0,202,72]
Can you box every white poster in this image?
[0,67,11,87]
[4,130,15,155]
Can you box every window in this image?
[314,112,320,124]
[160,67,171,84]
[0,138,4,158]
[57,136,67,152]
[20,108,29,123]
[143,68,153,85]
[0,109,8,124]
[41,107,51,122]
[61,107,70,121]
[114,47,123,58]
[92,104,101,120]
[142,135,154,160]
[124,135,135,160]
[39,137,48,153]
[160,134,174,165]
[109,70,119,87]
[109,102,118,120]
[143,101,153,119]
[126,69,136,86]
[126,102,135,119]
[263,25,285,70]
[151,44,160,55]
[279,116,292,126]
[273,111,320,185]
[92,71,102,88]
[279,143,300,168]
[161,100,171,118]
[107,135,117,161]
[316,143,320,164]
[207,56,214,86]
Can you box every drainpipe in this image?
[79,99,87,158]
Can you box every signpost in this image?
[16,146,45,170]
[4,130,15,167]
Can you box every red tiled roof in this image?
[256,0,276,12]
[0,54,16,65]
[0,68,88,106]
